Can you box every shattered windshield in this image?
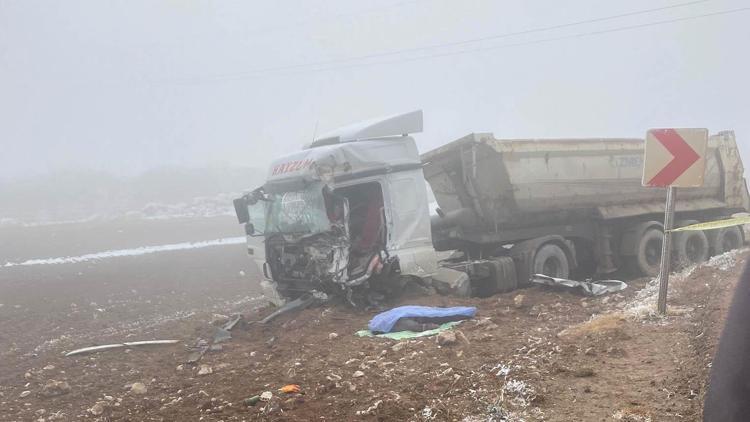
[265,185,331,235]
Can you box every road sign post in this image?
[642,128,708,315]
[656,186,676,314]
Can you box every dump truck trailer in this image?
[424,131,749,293]
[233,111,749,304]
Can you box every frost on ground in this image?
[558,248,746,340]
[619,264,696,322]
[3,236,246,267]
[621,248,747,321]
[612,408,653,422]
[703,247,747,271]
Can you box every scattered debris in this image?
[19,390,31,398]
[502,378,536,408]
[260,391,273,401]
[328,332,338,340]
[197,364,213,376]
[89,402,106,416]
[89,403,104,416]
[279,384,302,394]
[65,339,179,357]
[130,382,147,395]
[186,339,210,364]
[244,395,261,406]
[356,399,383,416]
[531,274,627,296]
[213,314,242,344]
[475,318,499,330]
[391,342,407,352]
[436,330,457,346]
[352,370,365,378]
[210,314,230,325]
[513,294,526,308]
[41,380,71,397]
[260,291,329,325]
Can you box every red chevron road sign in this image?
[642,128,708,188]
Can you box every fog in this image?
[4,4,750,418]
[1,0,749,219]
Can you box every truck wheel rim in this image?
[722,231,740,252]
[542,257,562,276]
[686,236,704,262]
[645,238,662,267]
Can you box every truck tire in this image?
[673,228,709,268]
[532,244,570,279]
[708,226,744,255]
[492,257,518,293]
[473,258,518,297]
[631,228,663,277]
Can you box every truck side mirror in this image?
[234,197,250,224]
[245,223,255,235]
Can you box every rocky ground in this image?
[0,217,744,421]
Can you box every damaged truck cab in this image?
[234,111,438,305]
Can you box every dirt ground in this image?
[0,217,744,421]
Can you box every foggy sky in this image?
[1,0,749,181]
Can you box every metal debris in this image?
[260,291,329,324]
[531,274,627,296]
[65,340,179,357]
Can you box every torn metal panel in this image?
[260,291,329,324]
[531,274,627,296]
[431,267,471,297]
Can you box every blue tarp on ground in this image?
[368,305,477,333]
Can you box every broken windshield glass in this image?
[265,184,331,235]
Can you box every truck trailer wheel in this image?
[673,227,709,267]
[708,226,744,255]
[631,228,663,277]
[492,257,518,293]
[532,244,570,279]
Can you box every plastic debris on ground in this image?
[356,320,464,340]
[279,384,302,394]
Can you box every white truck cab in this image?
[234,111,438,305]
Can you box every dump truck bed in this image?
[422,131,748,236]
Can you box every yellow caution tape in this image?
[669,215,750,232]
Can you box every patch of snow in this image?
[612,409,652,422]
[0,215,101,228]
[502,378,536,409]
[3,237,246,267]
[620,248,747,321]
[420,406,436,420]
[620,265,696,321]
[704,247,747,271]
